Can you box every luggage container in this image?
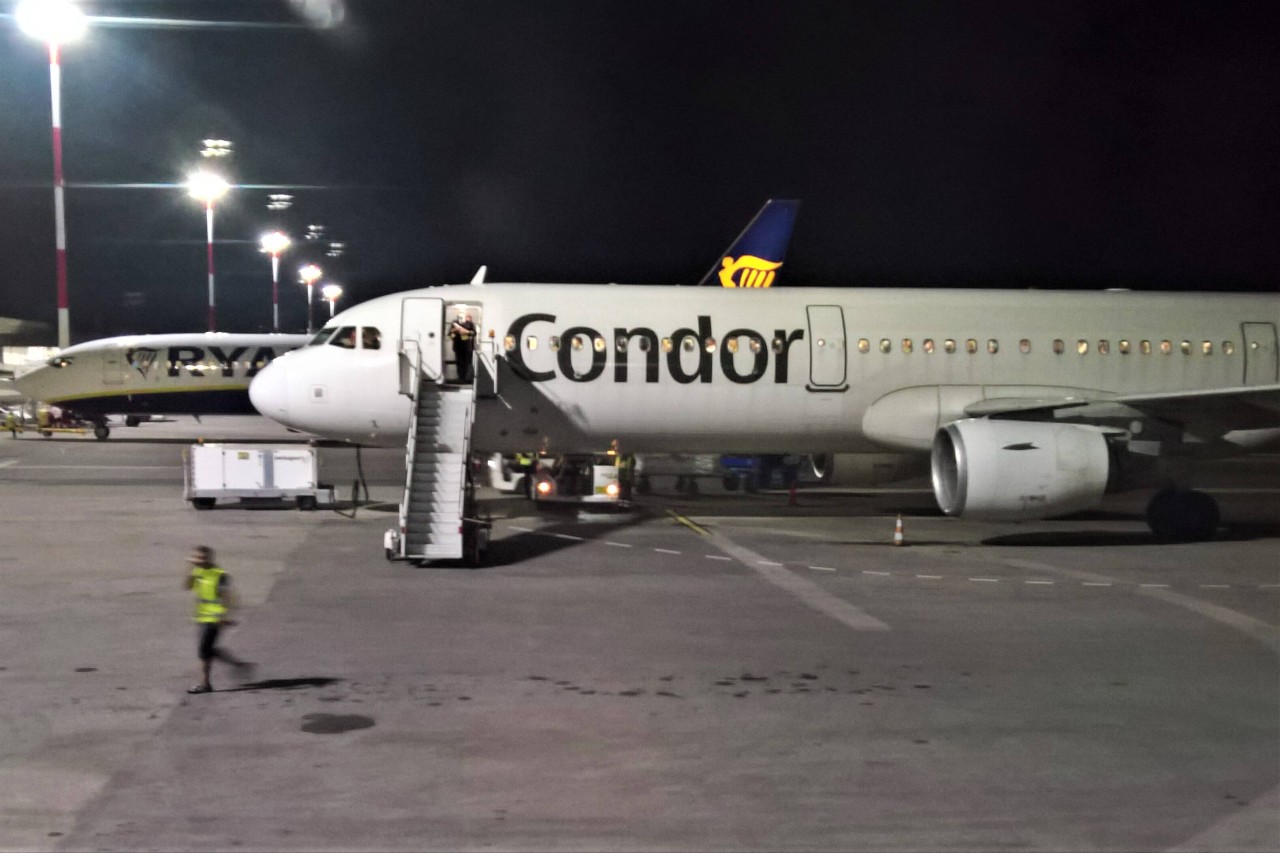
[183,443,333,510]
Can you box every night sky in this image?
[0,0,1276,341]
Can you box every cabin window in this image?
[1180,340,1191,355]
[571,335,585,352]
[46,356,74,368]
[923,339,935,354]
[1160,340,1172,354]
[1202,340,1213,355]
[1223,341,1235,355]
[504,335,516,352]
[308,328,337,346]
[1098,340,1110,355]
[1118,340,1130,354]
[1077,339,1089,355]
[593,336,606,353]
[987,339,999,354]
[328,327,357,349]
[901,338,912,354]
[663,338,675,353]
[943,339,956,354]
[1052,339,1064,355]
[771,337,785,354]
[361,327,381,350]
[549,336,561,352]
[682,337,697,353]
[857,338,870,353]
[614,335,627,353]
[704,337,717,353]
[726,337,739,354]
[966,338,978,354]
[879,339,891,354]
[1140,340,1152,354]
[1019,339,1031,354]
[748,338,761,354]
[639,337,652,352]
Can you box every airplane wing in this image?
[968,384,1280,434]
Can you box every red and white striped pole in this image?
[49,42,71,348]
[205,200,217,332]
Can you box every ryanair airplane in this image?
[251,280,1278,542]
[13,332,309,438]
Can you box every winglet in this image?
[470,265,488,285]
[697,199,800,287]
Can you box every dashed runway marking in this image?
[553,533,583,541]
[605,541,632,548]
[809,566,837,573]
[970,578,999,583]
[654,548,681,555]
[705,555,732,561]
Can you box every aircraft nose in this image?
[248,360,290,423]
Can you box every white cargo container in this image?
[183,443,332,510]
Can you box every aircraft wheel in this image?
[40,429,52,438]
[1146,488,1220,542]
[93,423,110,440]
[297,495,317,511]
[191,497,216,510]
[125,415,140,427]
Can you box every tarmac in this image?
[0,417,1276,851]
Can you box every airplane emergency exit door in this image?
[806,305,848,391]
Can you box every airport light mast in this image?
[259,230,291,332]
[186,169,230,332]
[298,263,322,333]
[321,283,343,318]
[16,0,87,349]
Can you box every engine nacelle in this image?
[931,419,1112,521]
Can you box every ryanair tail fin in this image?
[697,199,800,287]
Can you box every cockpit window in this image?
[328,326,358,349]
[308,327,338,346]
[361,327,382,350]
[46,356,74,368]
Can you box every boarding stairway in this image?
[385,352,487,565]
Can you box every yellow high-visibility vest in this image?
[191,566,227,623]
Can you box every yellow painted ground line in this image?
[665,509,709,536]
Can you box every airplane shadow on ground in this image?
[445,507,653,570]
[984,520,1280,547]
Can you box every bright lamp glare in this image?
[186,170,230,203]
[321,284,343,301]
[260,231,291,255]
[17,0,88,44]
[298,264,323,285]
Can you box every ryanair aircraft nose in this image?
[248,358,290,424]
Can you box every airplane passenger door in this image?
[400,297,444,392]
[1242,323,1278,385]
[102,347,125,385]
[806,305,848,392]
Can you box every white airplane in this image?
[13,332,309,438]
[250,283,1278,541]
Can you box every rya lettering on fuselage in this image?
[125,346,286,379]
[505,314,804,384]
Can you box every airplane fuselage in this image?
[249,284,1279,454]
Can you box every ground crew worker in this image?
[185,545,254,694]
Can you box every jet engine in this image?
[931,419,1113,521]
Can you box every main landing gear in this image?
[1145,487,1221,542]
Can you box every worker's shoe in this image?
[187,683,212,694]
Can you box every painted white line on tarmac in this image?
[1002,557,1280,655]
[605,541,632,548]
[809,566,836,573]
[1025,580,1055,585]
[970,578,999,583]
[705,555,732,561]
[862,570,890,576]
[1140,583,1170,588]
[1199,584,1230,589]
[1082,582,1112,587]
[917,574,942,580]
[706,531,890,632]
[0,459,19,469]
[553,533,583,541]
[654,548,681,555]
[509,525,533,532]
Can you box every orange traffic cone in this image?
[893,514,905,546]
